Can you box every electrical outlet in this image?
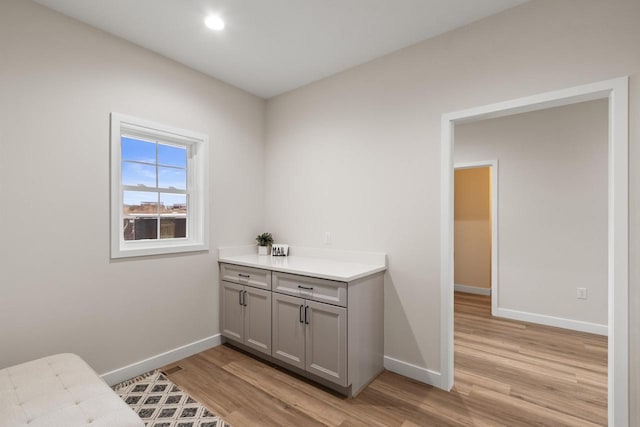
[323,231,332,245]
[577,288,588,299]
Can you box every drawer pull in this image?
[299,305,304,323]
[298,285,314,291]
[238,274,250,278]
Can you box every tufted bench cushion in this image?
[0,353,143,427]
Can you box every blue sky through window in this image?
[158,144,187,168]
[122,137,188,205]
[122,137,155,163]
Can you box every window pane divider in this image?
[122,159,156,167]
[157,164,186,170]
[122,185,187,194]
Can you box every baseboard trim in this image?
[495,308,607,336]
[100,334,222,386]
[383,355,442,389]
[454,284,491,296]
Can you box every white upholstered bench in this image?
[0,353,143,427]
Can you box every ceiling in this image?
[33,0,529,98]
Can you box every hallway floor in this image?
[453,292,607,426]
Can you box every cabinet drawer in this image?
[273,272,347,307]
[220,263,272,290]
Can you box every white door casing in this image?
[441,77,629,426]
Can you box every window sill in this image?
[111,241,209,259]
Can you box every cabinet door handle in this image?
[239,289,243,306]
[239,274,250,278]
[242,290,248,306]
[304,305,309,325]
[298,285,313,291]
[299,305,304,323]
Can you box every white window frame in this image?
[110,113,209,258]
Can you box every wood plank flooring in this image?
[162,292,607,426]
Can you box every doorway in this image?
[440,77,629,426]
[454,161,498,313]
[451,98,609,424]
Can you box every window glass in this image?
[121,138,188,242]
[122,137,156,163]
[158,166,186,190]
[158,143,187,168]
[160,193,187,239]
[122,161,157,187]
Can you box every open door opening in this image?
[449,99,610,425]
[454,164,494,302]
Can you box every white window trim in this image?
[110,112,209,258]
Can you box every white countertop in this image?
[218,246,387,282]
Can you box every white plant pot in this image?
[258,245,269,255]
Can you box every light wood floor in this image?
[162,292,607,426]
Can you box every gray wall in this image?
[455,99,608,326]
[0,0,265,374]
[264,0,640,421]
[2,0,639,422]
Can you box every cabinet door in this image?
[272,293,306,369]
[305,300,348,386]
[244,286,272,355]
[220,281,244,342]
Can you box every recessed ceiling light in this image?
[205,15,225,31]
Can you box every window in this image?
[110,113,209,258]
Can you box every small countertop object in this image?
[218,245,386,282]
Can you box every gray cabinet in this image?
[220,262,383,397]
[272,293,347,386]
[221,281,244,342]
[221,280,272,356]
[243,286,272,354]
[272,293,305,369]
[304,300,347,386]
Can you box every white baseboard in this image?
[383,355,442,389]
[454,283,491,296]
[495,308,607,336]
[100,334,222,386]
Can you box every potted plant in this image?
[256,232,274,255]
